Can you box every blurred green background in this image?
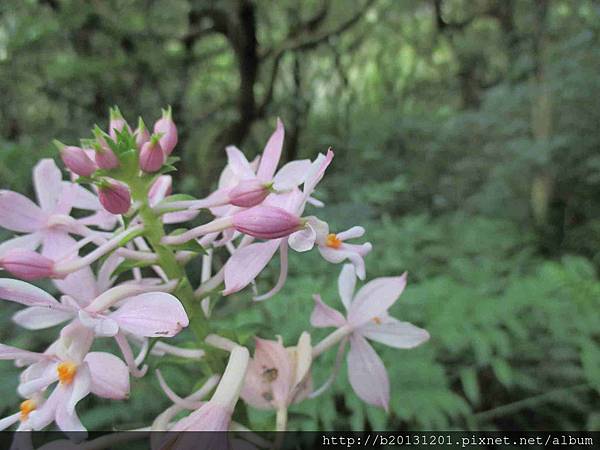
[1,0,600,432]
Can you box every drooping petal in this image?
[33,159,63,213]
[53,266,98,307]
[148,175,172,207]
[359,317,430,349]
[0,343,45,363]
[13,307,74,330]
[318,243,371,280]
[109,293,189,337]
[171,401,232,432]
[347,334,389,411]
[67,364,91,414]
[28,385,63,430]
[222,240,280,295]
[81,352,130,401]
[253,240,288,301]
[310,294,346,328]
[0,412,20,431]
[0,190,45,232]
[0,233,42,257]
[0,278,61,308]
[225,146,255,180]
[272,159,311,191]
[347,273,407,328]
[257,118,284,181]
[337,264,356,311]
[55,400,86,433]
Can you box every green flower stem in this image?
[131,180,209,342]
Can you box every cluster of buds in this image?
[0,108,428,439]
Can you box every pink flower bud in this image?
[232,205,302,239]
[98,180,131,215]
[135,119,150,150]
[0,250,55,281]
[139,138,166,173]
[109,108,131,140]
[153,107,177,155]
[228,179,270,208]
[94,139,120,170]
[58,144,97,177]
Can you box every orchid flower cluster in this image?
[0,107,429,436]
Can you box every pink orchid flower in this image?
[241,332,312,411]
[0,322,129,432]
[0,278,186,339]
[222,150,334,298]
[0,392,44,431]
[310,264,429,411]
[0,159,116,261]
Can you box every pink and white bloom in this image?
[241,333,312,411]
[0,322,129,432]
[0,278,187,339]
[289,218,372,279]
[310,264,429,411]
[0,159,116,262]
[0,393,44,431]
[222,149,335,298]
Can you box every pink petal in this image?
[0,233,42,257]
[225,146,255,180]
[240,357,274,410]
[318,244,370,280]
[56,400,86,433]
[253,338,293,408]
[84,352,130,399]
[337,264,356,311]
[0,343,45,363]
[288,226,316,253]
[0,278,61,308]
[303,149,334,198]
[41,232,77,260]
[29,385,63,430]
[61,183,100,211]
[33,159,63,212]
[272,159,311,191]
[171,401,232,431]
[78,310,119,337]
[67,364,91,414]
[360,317,430,349]
[310,294,345,328]
[53,266,98,307]
[257,118,284,181]
[13,307,74,330]
[163,209,200,224]
[109,292,189,337]
[223,240,280,295]
[0,190,45,232]
[78,210,118,230]
[347,334,389,411]
[347,273,407,328]
[96,253,122,292]
[253,240,288,301]
[148,175,172,207]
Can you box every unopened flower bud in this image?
[228,179,270,208]
[153,107,177,155]
[0,250,55,281]
[135,118,150,150]
[56,141,97,177]
[93,130,120,170]
[139,136,166,173]
[109,107,131,140]
[232,205,302,239]
[98,179,131,215]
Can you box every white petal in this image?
[347,273,407,328]
[337,264,356,311]
[347,334,389,411]
[272,160,312,190]
[33,159,63,212]
[360,317,430,349]
[13,307,74,330]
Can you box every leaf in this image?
[110,259,155,278]
[460,368,480,405]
